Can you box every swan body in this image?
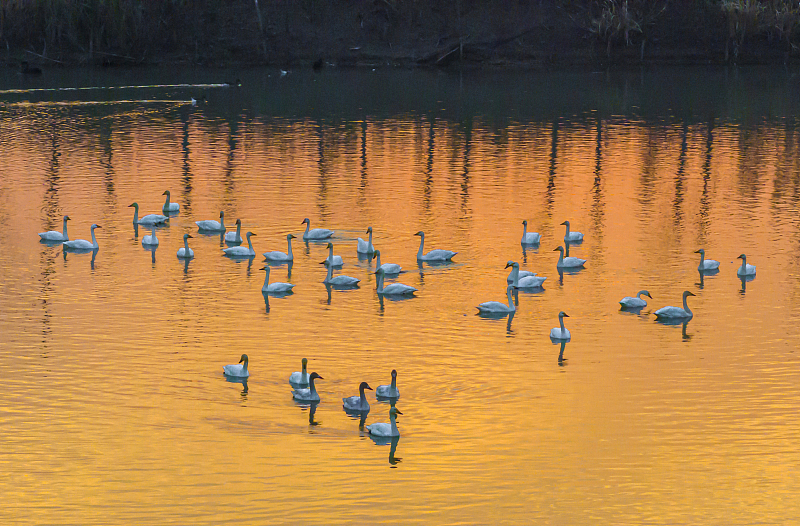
[695,249,720,271]
[301,218,334,241]
[261,266,294,292]
[289,358,309,386]
[223,354,249,377]
[357,226,376,254]
[39,215,70,241]
[177,233,194,258]
[415,231,456,262]
[521,220,541,244]
[322,242,344,266]
[373,250,401,274]
[342,381,372,412]
[376,370,400,398]
[323,246,360,286]
[263,234,295,261]
[224,219,242,243]
[554,246,586,268]
[142,225,159,246]
[654,291,695,319]
[620,290,652,308]
[507,261,546,288]
[196,211,226,232]
[129,202,168,225]
[162,190,180,213]
[477,285,516,313]
[223,232,256,257]
[561,220,583,242]
[367,407,402,437]
[63,224,100,250]
[292,372,323,402]
[376,268,416,295]
[550,311,571,339]
[737,254,756,276]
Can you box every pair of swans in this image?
[554,246,586,268]
[63,224,100,250]
[223,232,256,257]
[696,249,755,276]
[506,261,546,288]
[323,243,360,286]
[39,215,70,242]
[223,354,249,377]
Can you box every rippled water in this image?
[1,66,800,524]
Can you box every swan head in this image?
[162,190,171,198]
[737,253,746,260]
[309,372,323,381]
[238,354,248,365]
[326,242,333,249]
[64,215,71,221]
[259,266,270,272]
[235,219,241,225]
[219,211,224,218]
[376,267,385,276]
[414,231,423,237]
[560,220,570,227]
[391,369,397,378]
[359,381,373,391]
[245,231,256,239]
[183,233,193,240]
[638,290,652,299]
[366,226,372,233]
[372,249,381,259]
[390,407,402,417]
[287,234,296,240]
[683,291,696,298]
[694,249,705,255]
[522,220,527,225]
[301,357,308,367]
[553,246,565,253]
[90,224,101,230]
[504,261,518,269]
[301,218,310,225]
[128,202,139,209]
[558,311,569,319]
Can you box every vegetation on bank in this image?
[3,0,800,68]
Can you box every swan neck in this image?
[522,223,528,237]
[390,414,398,434]
[390,376,397,389]
[287,237,293,258]
[247,235,254,251]
[417,234,424,258]
[559,315,566,331]
[359,386,367,402]
[184,237,190,250]
[368,230,373,246]
[564,223,570,236]
[91,228,98,246]
[740,256,746,271]
[683,294,692,315]
[301,362,307,374]
[511,266,519,287]
[263,268,270,288]
[304,222,310,236]
[557,251,564,265]
[235,223,241,236]
[132,206,138,223]
[63,218,69,237]
[376,252,382,267]
[309,377,317,396]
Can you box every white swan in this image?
[506,261,546,288]
[737,254,756,276]
[223,232,256,257]
[322,242,343,266]
[654,291,695,319]
[301,218,334,241]
[63,224,100,250]
[129,202,168,225]
[39,215,70,241]
[415,231,456,262]
[561,220,583,242]
[620,290,652,308]
[506,260,536,282]
[289,358,309,385]
[695,249,720,271]
[223,353,249,377]
[376,268,417,295]
[292,372,323,402]
[521,220,541,244]
[357,226,376,254]
[224,219,242,243]
[162,190,180,213]
[142,224,159,246]
[554,246,586,268]
[196,211,226,232]
[260,266,294,292]
[373,250,401,274]
[177,233,194,258]
[376,369,400,398]
[550,311,571,340]
[367,406,402,437]
[323,245,360,286]
[342,381,372,412]
[263,234,296,261]
[477,284,516,314]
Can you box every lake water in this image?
[1,65,799,524]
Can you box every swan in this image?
[619,290,652,308]
[373,250,401,274]
[301,218,334,241]
[292,372,323,402]
[477,285,516,314]
[506,261,546,288]
[366,406,402,437]
[654,291,695,319]
[260,266,294,293]
[162,190,180,213]
[695,249,720,271]
[322,242,343,267]
[63,224,100,250]
[550,311,571,340]
[554,246,586,268]
[177,233,194,258]
[415,231,456,262]
[737,254,756,276]
[223,232,256,257]
[223,353,249,377]
[506,260,536,282]
[521,220,541,244]
[376,369,400,398]
[224,219,242,243]
[196,211,226,232]
[323,245,360,286]
[129,202,168,225]
[142,225,159,246]
[376,268,416,295]
[342,381,372,412]
[263,234,296,261]
[289,358,309,385]
[561,221,583,242]
[357,226,376,254]
[39,215,70,241]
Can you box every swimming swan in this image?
[196,211,226,232]
[506,261,546,288]
[263,234,296,261]
[301,218,334,241]
[129,202,168,225]
[323,246,360,286]
[224,219,242,243]
[63,224,100,250]
[373,250,401,274]
[39,215,70,241]
[521,220,541,244]
[376,268,416,295]
[223,232,256,257]
[619,290,652,308]
[415,231,456,262]
[477,284,516,314]
[223,353,249,377]
[162,190,180,213]
[342,381,372,412]
[506,260,536,282]
[177,233,194,258]
[367,406,402,437]
[695,249,720,271]
[142,225,159,246]
[654,291,695,319]
[357,226,376,254]
[260,266,294,292]
[322,242,343,266]
[561,221,583,242]
[550,311,571,339]
[737,254,756,276]
[376,369,400,398]
[554,246,586,268]
[289,358,309,386]
[292,372,323,402]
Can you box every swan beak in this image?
[394,409,403,415]
[694,249,701,254]
[317,375,324,380]
[366,386,373,390]
[504,262,512,268]
[560,221,567,225]
[553,247,560,252]
[563,313,570,317]
[289,234,296,239]
[647,293,653,298]
[65,216,71,220]
[162,191,168,195]
[414,231,422,236]
[687,292,696,297]
[187,235,193,238]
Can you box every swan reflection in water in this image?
[696,267,719,289]
[739,273,755,294]
[293,400,321,428]
[557,339,568,366]
[224,374,248,397]
[63,247,99,270]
